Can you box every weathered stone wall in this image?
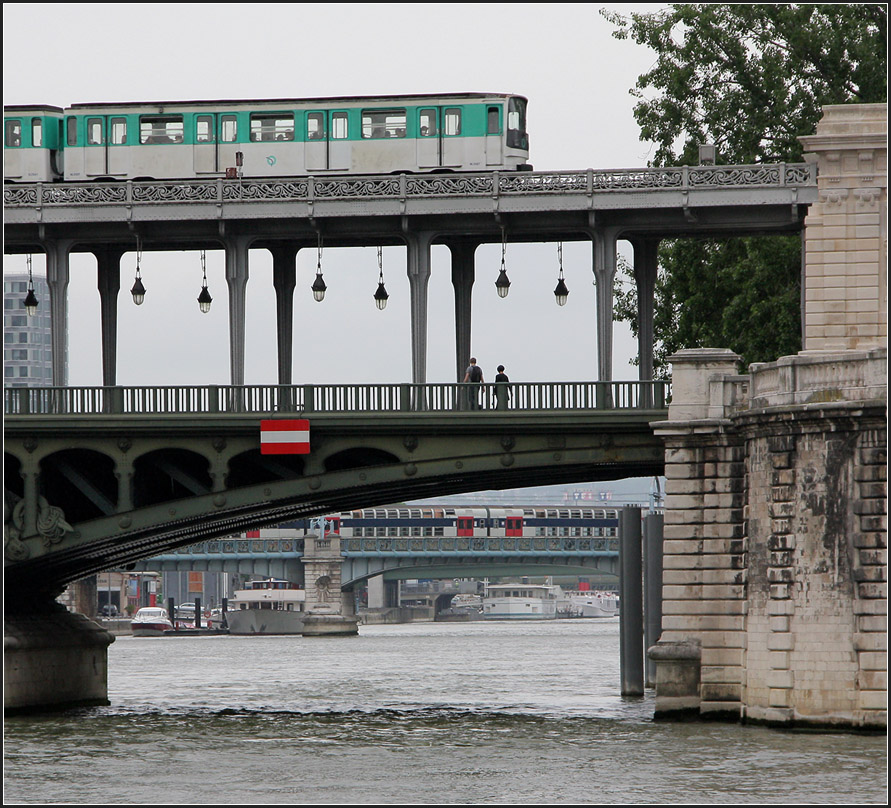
[651,348,886,729]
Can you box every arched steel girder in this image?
[4,412,662,602]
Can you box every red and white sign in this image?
[260,419,310,455]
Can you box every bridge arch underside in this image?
[3,414,661,604]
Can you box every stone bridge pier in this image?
[648,104,887,731]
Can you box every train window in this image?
[5,119,21,147]
[307,113,325,141]
[487,106,500,135]
[507,96,528,149]
[331,112,348,140]
[221,115,238,143]
[110,118,127,145]
[67,117,77,146]
[443,108,461,136]
[419,109,437,137]
[362,109,406,139]
[87,118,104,145]
[251,113,294,142]
[139,115,183,144]
[196,115,214,143]
[31,118,42,147]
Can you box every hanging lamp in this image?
[130,239,146,305]
[311,233,326,302]
[23,254,38,316]
[197,249,212,313]
[374,246,389,310]
[495,228,510,298]
[554,242,569,306]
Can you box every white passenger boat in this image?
[225,578,306,635]
[482,584,559,620]
[561,590,620,618]
[130,606,174,636]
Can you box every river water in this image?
[4,619,886,804]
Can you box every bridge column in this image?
[114,456,135,514]
[630,237,660,384]
[301,522,358,636]
[269,243,300,386]
[448,239,478,381]
[592,227,620,382]
[5,602,115,714]
[405,230,435,384]
[43,239,74,387]
[94,246,125,387]
[224,235,252,386]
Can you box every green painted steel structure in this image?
[4,381,666,604]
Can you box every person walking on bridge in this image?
[463,358,484,410]
[494,365,511,410]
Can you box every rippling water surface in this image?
[4,620,886,804]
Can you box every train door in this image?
[485,105,503,166]
[305,110,350,173]
[505,516,523,537]
[194,113,218,174]
[4,118,22,178]
[457,516,474,537]
[83,116,128,178]
[416,107,464,170]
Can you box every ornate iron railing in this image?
[4,381,669,415]
[3,164,815,208]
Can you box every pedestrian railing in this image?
[4,381,670,416]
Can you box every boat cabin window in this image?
[110,117,127,145]
[251,113,294,142]
[5,119,21,147]
[362,109,406,139]
[140,115,184,144]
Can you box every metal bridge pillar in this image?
[448,239,478,382]
[43,239,74,387]
[224,235,252,386]
[619,505,644,696]
[644,511,664,688]
[269,243,300,386]
[405,230,434,384]
[94,245,126,387]
[630,237,660,387]
[592,227,620,382]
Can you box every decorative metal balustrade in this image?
[158,535,620,559]
[3,163,815,209]
[4,380,669,416]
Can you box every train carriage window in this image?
[487,106,500,134]
[220,115,238,143]
[443,108,461,136]
[196,115,214,143]
[251,113,294,142]
[87,118,104,145]
[507,96,528,149]
[307,112,325,141]
[5,119,22,147]
[139,115,183,144]
[419,109,437,136]
[110,118,127,145]
[331,112,348,140]
[66,117,77,146]
[362,109,406,139]
[31,118,42,147]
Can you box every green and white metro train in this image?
[3,93,531,183]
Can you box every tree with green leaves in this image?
[604,4,887,376]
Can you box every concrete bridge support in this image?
[4,603,114,714]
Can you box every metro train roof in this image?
[63,92,528,112]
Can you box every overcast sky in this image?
[4,3,665,387]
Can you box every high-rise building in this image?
[3,272,56,386]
